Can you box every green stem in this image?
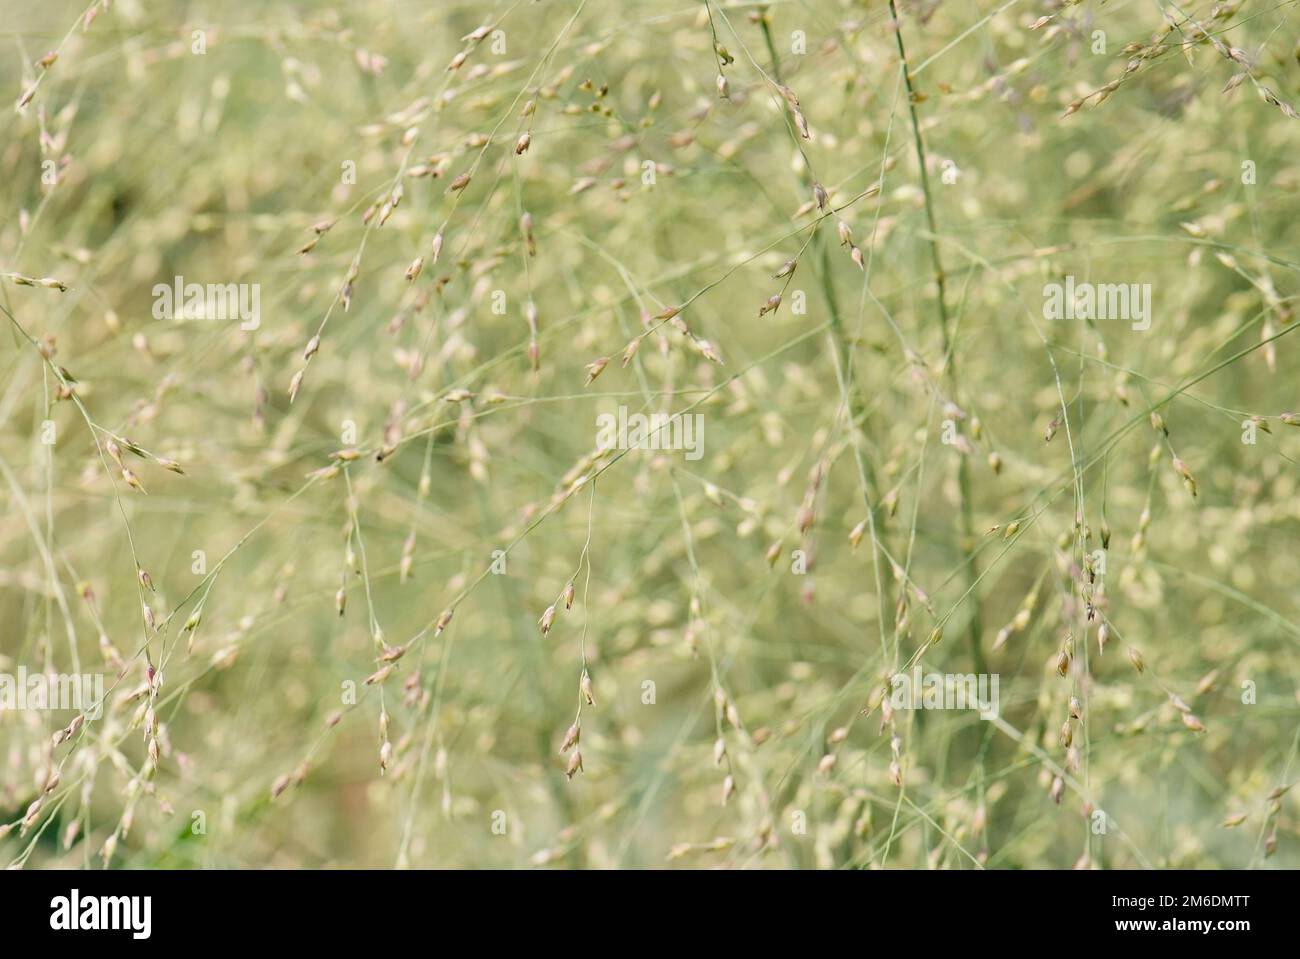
[887,0,984,673]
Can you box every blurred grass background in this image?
[1,0,1299,868]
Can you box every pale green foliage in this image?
[1,0,1297,869]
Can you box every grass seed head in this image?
[565,750,584,780]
